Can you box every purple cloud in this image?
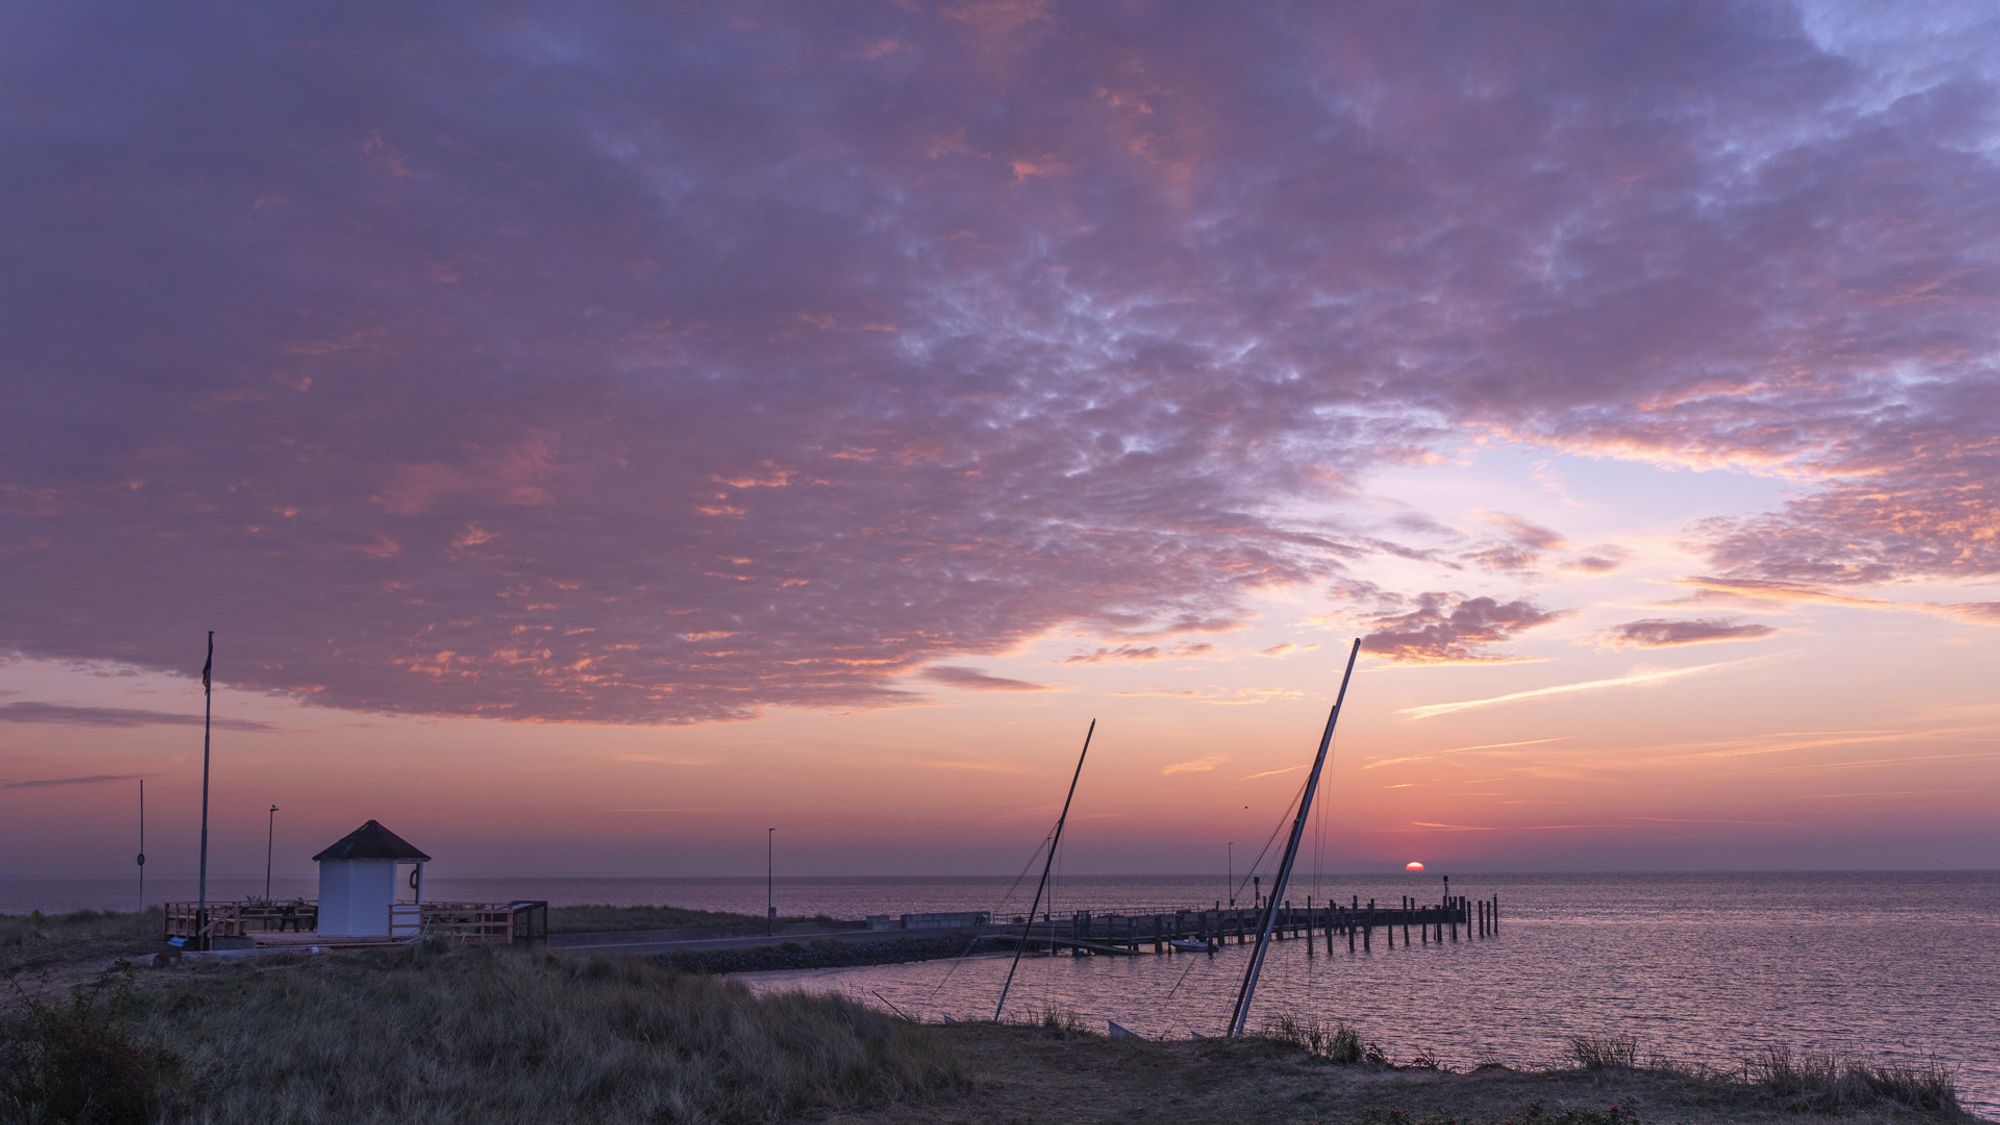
[1361,594,1565,664]
[0,702,273,731]
[1604,618,1778,648]
[2,773,147,791]
[1,4,1995,722]
[919,666,1051,693]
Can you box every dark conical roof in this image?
[312,819,430,862]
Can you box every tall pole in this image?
[196,630,213,950]
[995,718,1094,1022]
[1229,638,1361,1038]
[137,779,146,913]
[265,804,279,901]
[1227,841,1234,909]
[766,827,775,936]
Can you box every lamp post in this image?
[766,827,776,936]
[264,804,279,901]
[1227,841,1234,909]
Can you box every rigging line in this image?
[1314,734,1331,901]
[1044,824,1063,1009]
[1235,777,1306,904]
[923,831,1053,1015]
[1228,637,1361,1039]
[993,719,1095,1023]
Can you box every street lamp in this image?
[766,827,776,936]
[265,804,279,901]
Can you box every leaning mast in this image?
[994,718,1094,1022]
[1227,637,1361,1038]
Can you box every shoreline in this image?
[1,946,1983,1123]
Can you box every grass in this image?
[1566,1033,1641,1071]
[547,903,837,933]
[1742,1045,1963,1115]
[1031,1004,1088,1035]
[1263,1012,1378,1065]
[2,946,967,1124]
[0,909,162,974]
[1564,1032,1967,1118]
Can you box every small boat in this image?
[1169,937,1213,953]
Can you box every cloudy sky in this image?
[4,1,1998,879]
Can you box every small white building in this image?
[313,820,430,938]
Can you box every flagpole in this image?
[196,630,213,951]
[137,778,146,914]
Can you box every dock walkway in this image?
[993,894,1500,956]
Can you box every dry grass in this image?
[1567,1033,1641,1071]
[1743,1044,1964,1115]
[3,947,967,1124]
[1564,1032,1966,1118]
[1262,1012,1377,1065]
[0,909,161,975]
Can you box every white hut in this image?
[313,820,430,938]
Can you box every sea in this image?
[8,870,1997,1115]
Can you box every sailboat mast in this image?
[994,718,1094,1022]
[1228,637,1361,1037]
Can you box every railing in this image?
[163,900,317,940]
[389,903,424,941]
[165,899,549,945]
[412,902,512,943]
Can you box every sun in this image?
[1405,860,1426,872]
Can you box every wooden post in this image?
[1347,910,1356,952]
[1492,894,1499,934]
[1305,896,1314,951]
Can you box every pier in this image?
[990,894,1500,956]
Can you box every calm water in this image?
[728,872,1997,1117]
[10,871,1997,1113]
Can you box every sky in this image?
[3,1,1999,881]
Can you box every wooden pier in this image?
[989,894,1500,956]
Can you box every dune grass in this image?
[1563,1032,1966,1117]
[2,946,967,1124]
[0,909,162,974]
[546,903,837,933]
[1263,1012,1378,1065]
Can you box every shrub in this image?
[0,968,195,1123]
